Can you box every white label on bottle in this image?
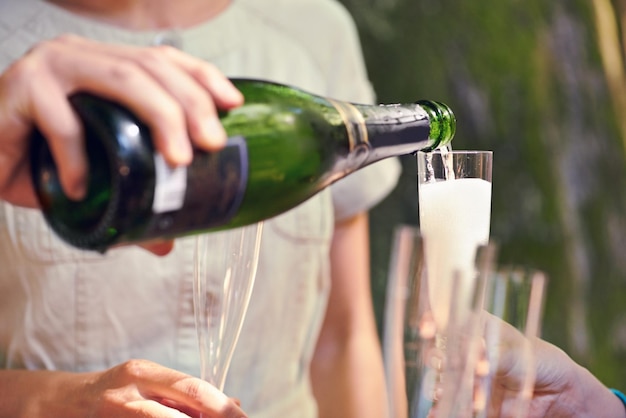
[152,153,188,213]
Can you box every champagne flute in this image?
[475,266,547,418]
[193,222,263,391]
[382,226,497,418]
[417,150,493,330]
[414,149,493,417]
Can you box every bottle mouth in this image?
[415,100,456,148]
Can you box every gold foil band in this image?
[327,99,369,151]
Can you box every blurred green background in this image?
[339,0,626,388]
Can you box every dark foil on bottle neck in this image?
[361,104,433,152]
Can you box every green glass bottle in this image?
[30,78,456,252]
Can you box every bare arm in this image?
[311,212,388,418]
[0,359,245,418]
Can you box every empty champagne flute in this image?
[193,222,264,391]
[383,226,497,418]
[383,225,422,418]
[475,266,547,418]
[410,149,493,418]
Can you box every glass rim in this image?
[417,150,493,155]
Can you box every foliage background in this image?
[339,0,626,388]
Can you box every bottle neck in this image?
[329,100,444,167]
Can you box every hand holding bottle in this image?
[0,359,246,417]
[0,34,243,208]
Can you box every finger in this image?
[110,240,175,255]
[127,47,228,150]
[28,73,88,201]
[128,399,191,418]
[132,362,246,417]
[154,376,245,418]
[58,37,243,150]
[42,37,192,167]
[72,59,191,166]
[67,38,244,109]
[0,51,86,206]
[154,397,202,418]
[138,240,175,256]
[153,47,244,109]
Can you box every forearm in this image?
[311,328,387,418]
[0,360,245,418]
[311,213,388,418]
[0,369,90,418]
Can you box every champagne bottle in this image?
[30,78,456,252]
